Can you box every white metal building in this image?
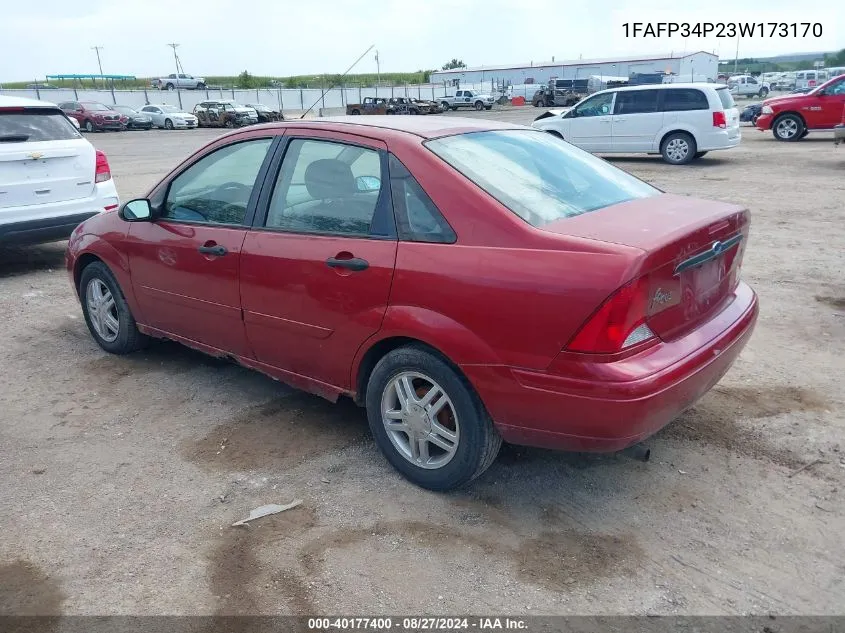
[430,52,719,86]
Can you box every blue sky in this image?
[1,0,841,80]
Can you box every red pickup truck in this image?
[756,73,845,141]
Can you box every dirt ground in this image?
[1,110,843,617]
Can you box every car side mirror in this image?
[120,199,154,222]
[356,176,381,192]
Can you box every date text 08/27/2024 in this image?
[622,22,823,38]
[307,617,527,631]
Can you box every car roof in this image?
[258,116,529,140]
[0,95,60,108]
[605,83,726,93]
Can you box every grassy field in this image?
[1,72,434,90]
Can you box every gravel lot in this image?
[1,110,843,617]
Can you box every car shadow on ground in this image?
[605,155,733,167]
[0,243,67,279]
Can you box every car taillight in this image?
[566,276,656,354]
[713,111,727,128]
[95,150,111,183]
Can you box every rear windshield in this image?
[0,109,82,142]
[426,130,659,228]
[716,87,735,110]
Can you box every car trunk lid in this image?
[547,193,749,341]
[0,139,96,208]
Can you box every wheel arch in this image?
[71,236,146,323]
[773,110,806,126]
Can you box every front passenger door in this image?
[126,136,276,356]
[567,91,615,152]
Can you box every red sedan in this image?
[66,117,758,490]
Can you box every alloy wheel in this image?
[380,371,459,469]
[665,138,690,163]
[86,279,120,343]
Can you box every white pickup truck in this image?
[728,75,770,98]
[439,90,496,111]
[152,74,207,90]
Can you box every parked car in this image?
[194,101,257,128]
[0,95,118,245]
[26,83,58,90]
[59,101,124,133]
[409,98,441,114]
[65,116,757,490]
[245,103,284,122]
[140,104,198,130]
[740,103,762,125]
[347,97,391,115]
[532,83,583,108]
[728,75,770,98]
[108,105,152,130]
[440,90,496,111]
[835,104,845,146]
[388,97,423,115]
[151,74,206,90]
[756,74,845,141]
[532,83,740,164]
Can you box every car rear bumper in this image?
[0,210,102,245]
[463,281,758,452]
[698,129,742,151]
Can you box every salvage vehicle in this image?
[388,97,422,115]
[413,98,442,114]
[59,101,124,132]
[66,116,758,491]
[532,79,588,107]
[728,75,770,98]
[739,103,762,125]
[0,95,118,245]
[151,74,206,90]
[140,104,198,129]
[533,83,740,164]
[194,101,257,128]
[347,97,391,115]
[756,73,845,141]
[245,103,283,123]
[108,105,153,130]
[440,90,495,111]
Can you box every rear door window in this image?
[0,109,82,142]
[661,89,709,111]
[716,88,735,109]
[614,90,659,114]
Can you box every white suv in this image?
[532,83,740,165]
[0,96,118,245]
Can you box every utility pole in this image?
[375,50,380,97]
[733,37,740,75]
[167,43,182,108]
[92,46,105,88]
[167,43,180,75]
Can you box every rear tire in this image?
[758,87,769,98]
[660,131,697,165]
[79,262,148,355]
[351,109,360,115]
[772,113,804,141]
[366,346,501,491]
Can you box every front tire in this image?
[758,88,769,98]
[474,101,484,111]
[84,120,95,133]
[772,113,804,141]
[441,101,450,111]
[197,82,206,90]
[164,118,174,130]
[351,109,360,115]
[661,131,697,165]
[366,346,501,491]
[79,262,147,355]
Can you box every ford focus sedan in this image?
[66,117,758,491]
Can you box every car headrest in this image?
[304,159,356,200]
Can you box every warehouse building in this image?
[430,52,719,86]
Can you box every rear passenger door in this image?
[659,88,710,141]
[239,131,397,390]
[611,89,662,152]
